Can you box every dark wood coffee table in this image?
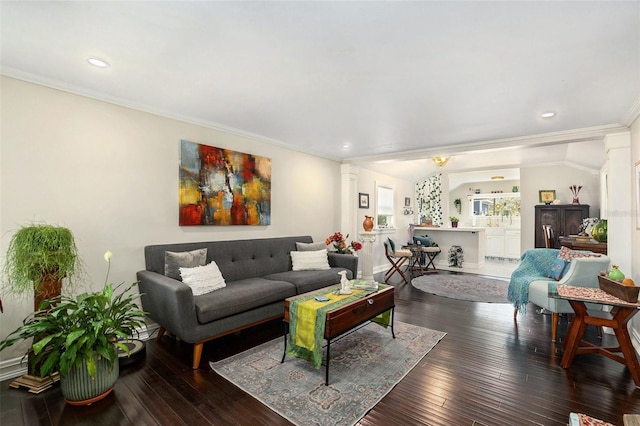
[282,284,395,385]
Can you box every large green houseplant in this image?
[0,252,147,404]
[3,223,81,303]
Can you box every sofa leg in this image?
[192,343,204,370]
[157,326,166,342]
[551,312,559,342]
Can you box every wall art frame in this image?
[359,193,369,209]
[179,140,271,226]
[539,190,556,205]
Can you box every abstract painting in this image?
[179,140,271,226]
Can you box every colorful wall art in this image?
[179,140,271,226]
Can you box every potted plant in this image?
[454,198,462,214]
[3,223,82,305]
[449,216,460,228]
[0,251,146,405]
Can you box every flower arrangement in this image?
[325,232,362,254]
[570,184,582,204]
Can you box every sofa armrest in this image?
[136,270,200,341]
[328,253,358,278]
[558,255,610,288]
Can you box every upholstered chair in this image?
[509,248,610,342]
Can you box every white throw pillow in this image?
[291,249,330,271]
[180,261,226,296]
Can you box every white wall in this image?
[630,115,640,347]
[520,165,601,250]
[0,77,344,363]
[355,167,415,275]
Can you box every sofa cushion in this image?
[194,278,296,324]
[165,248,207,280]
[264,268,352,294]
[295,241,327,251]
[291,249,330,271]
[180,261,226,296]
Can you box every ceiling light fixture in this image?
[87,57,110,68]
[541,111,556,118]
[431,156,450,167]
[341,143,351,150]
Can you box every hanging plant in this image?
[2,223,82,297]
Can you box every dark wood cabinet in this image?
[534,204,590,248]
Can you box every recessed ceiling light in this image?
[342,143,351,150]
[541,111,556,118]
[87,57,110,68]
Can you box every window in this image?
[468,193,520,219]
[377,185,394,228]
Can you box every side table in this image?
[550,284,640,387]
[402,245,425,279]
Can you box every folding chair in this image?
[420,245,441,271]
[384,242,412,283]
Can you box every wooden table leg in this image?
[560,301,640,387]
[560,300,588,368]
[610,308,640,387]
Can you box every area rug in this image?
[210,321,446,426]
[412,274,510,303]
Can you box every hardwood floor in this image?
[2,271,638,425]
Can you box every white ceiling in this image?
[2,1,639,182]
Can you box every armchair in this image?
[509,248,610,342]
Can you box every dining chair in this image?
[543,224,554,248]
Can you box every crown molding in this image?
[346,124,628,164]
[621,95,640,127]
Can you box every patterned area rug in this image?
[210,321,446,426]
[412,274,510,303]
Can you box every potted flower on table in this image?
[449,216,460,228]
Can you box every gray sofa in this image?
[136,235,358,369]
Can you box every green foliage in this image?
[3,224,81,295]
[449,216,459,222]
[0,282,146,379]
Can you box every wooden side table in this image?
[550,284,640,387]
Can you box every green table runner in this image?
[286,284,391,368]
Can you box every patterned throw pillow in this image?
[548,246,602,281]
[180,261,226,296]
[164,248,208,281]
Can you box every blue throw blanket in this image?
[507,249,559,313]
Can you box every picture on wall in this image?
[359,193,369,209]
[179,140,271,226]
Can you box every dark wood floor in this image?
[2,271,639,425]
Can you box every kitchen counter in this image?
[413,226,486,269]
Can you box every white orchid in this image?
[104,250,113,262]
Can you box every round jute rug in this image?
[411,274,510,303]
